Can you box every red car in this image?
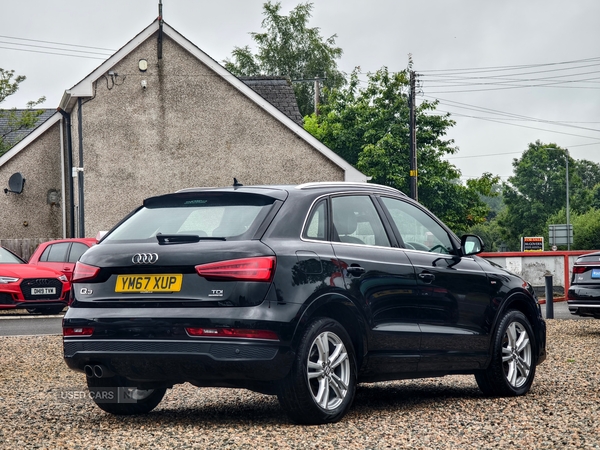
[29,238,97,282]
[0,246,71,314]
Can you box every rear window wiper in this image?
[156,234,226,245]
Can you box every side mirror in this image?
[461,234,484,256]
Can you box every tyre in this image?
[86,375,166,415]
[475,310,536,396]
[277,317,356,424]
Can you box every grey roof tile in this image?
[239,76,304,126]
[0,109,55,147]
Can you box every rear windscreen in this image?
[575,256,600,264]
[104,192,276,242]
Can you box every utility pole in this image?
[409,70,418,201]
[291,75,324,116]
[566,149,570,250]
[314,76,321,116]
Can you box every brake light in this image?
[72,262,100,282]
[185,327,278,340]
[63,327,94,336]
[195,256,276,282]
[572,266,587,274]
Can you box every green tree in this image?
[500,140,599,247]
[591,184,600,210]
[305,66,498,232]
[0,68,46,156]
[467,220,506,252]
[545,208,600,250]
[479,184,504,221]
[224,1,344,117]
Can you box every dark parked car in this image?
[0,246,71,314]
[29,238,97,282]
[567,251,600,318]
[63,182,546,424]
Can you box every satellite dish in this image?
[4,172,25,194]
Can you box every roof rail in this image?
[296,181,406,196]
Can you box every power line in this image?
[440,110,600,141]
[0,46,107,60]
[434,110,600,135]
[424,82,600,94]
[424,96,600,134]
[0,40,113,57]
[421,62,600,80]
[446,151,523,160]
[0,35,115,52]
[419,56,600,74]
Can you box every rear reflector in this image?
[63,327,94,336]
[195,256,276,282]
[72,262,101,283]
[185,327,278,340]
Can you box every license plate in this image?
[592,269,600,279]
[31,287,56,295]
[115,274,183,293]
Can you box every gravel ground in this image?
[1,320,599,449]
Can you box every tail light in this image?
[63,327,94,336]
[195,256,276,282]
[185,327,278,340]
[572,266,586,274]
[72,262,100,283]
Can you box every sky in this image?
[1,0,599,183]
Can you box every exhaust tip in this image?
[84,365,94,378]
[93,364,114,378]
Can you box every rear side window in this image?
[303,200,327,241]
[104,192,276,242]
[331,196,390,247]
[42,242,70,262]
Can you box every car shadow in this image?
[98,380,483,426]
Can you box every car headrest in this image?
[335,209,358,235]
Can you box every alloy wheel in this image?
[502,321,532,388]
[306,331,350,410]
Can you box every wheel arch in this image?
[489,289,545,363]
[499,290,542,330]
[292,293,369,370]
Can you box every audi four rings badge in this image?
[132,253,159,264]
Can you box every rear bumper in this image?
[567,286,600,317]
[62,302,301,389]
[63,337,294,388]
[567,301,600,317]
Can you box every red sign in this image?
[521,237,544,252]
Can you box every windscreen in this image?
[0,247,24,264]
[104,192,276,242]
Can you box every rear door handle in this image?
[418,272,435,283]
[346,265,365,277]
